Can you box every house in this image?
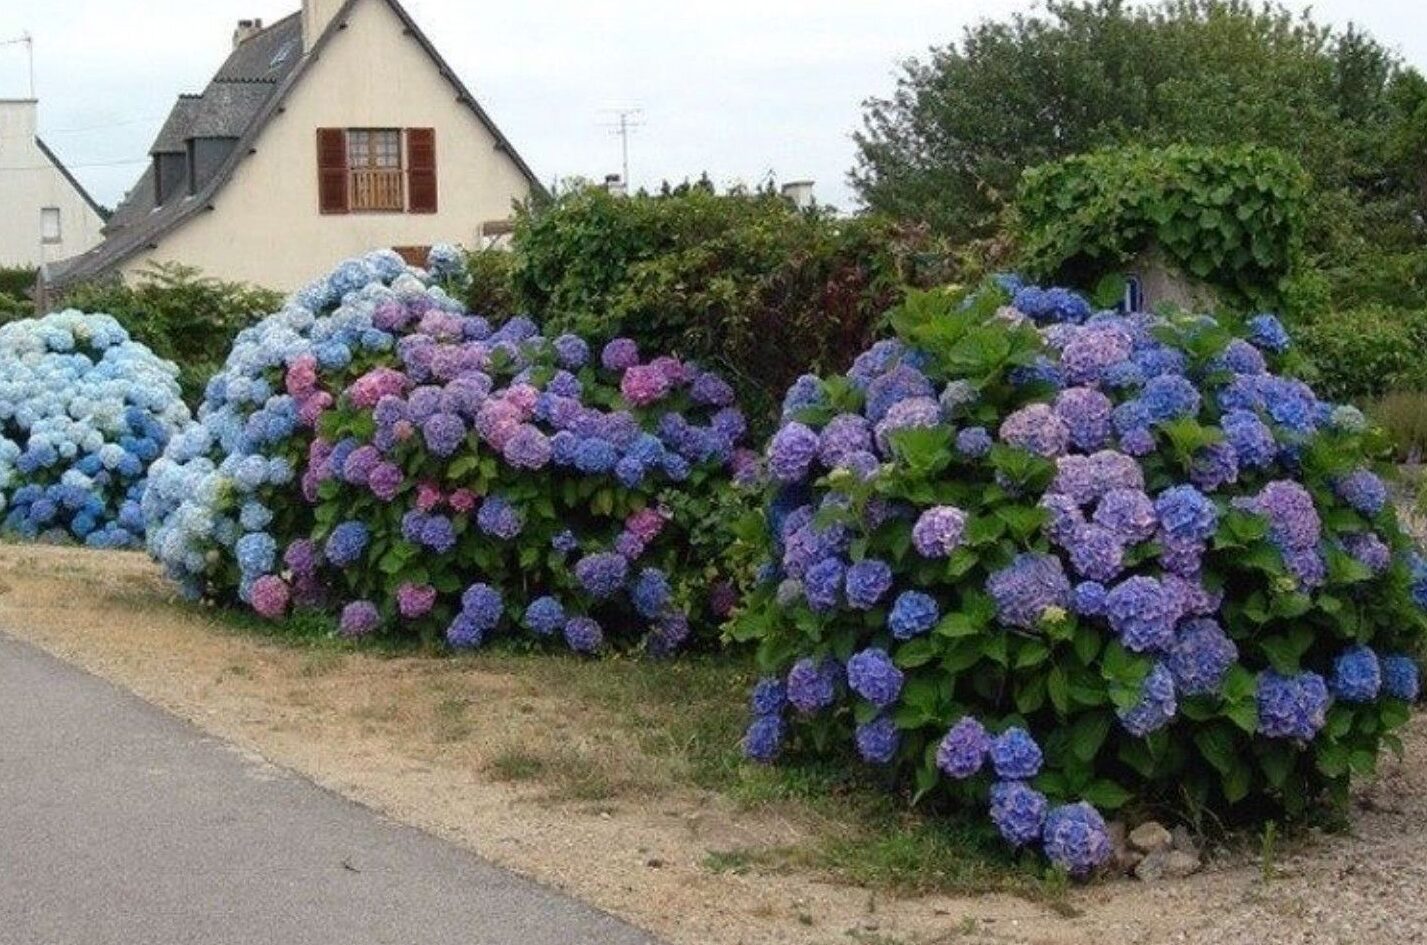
[0,99,107,269]
[44,0,541,294]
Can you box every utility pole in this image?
[599,107,643,188]
[1,33,36,98]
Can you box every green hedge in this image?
[1295,307,1427,402]
[1015,145,1309,311]
[506,186,952,427]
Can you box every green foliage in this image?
[852,0,1426,308]
[505,185,950,430]
[1015,145,1308,310]
[459,248,518,317]
[57,263,281,403]
[0,266,36,322]
[1294,307,1427,402]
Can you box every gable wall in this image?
[119,0,535,290]
[0,102,106,268]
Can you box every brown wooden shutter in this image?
[407,128,437,214]
[316,128,349,214]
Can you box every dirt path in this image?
[1,544,1423,945]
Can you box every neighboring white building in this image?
[46,0,541,293]
[0,99,106,269]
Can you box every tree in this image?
[851,0,1424,276]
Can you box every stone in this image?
[1129,821,1173,854]
[1171,825,1199,858]
[1106,820,1141,875]
[1135,848,1203,882]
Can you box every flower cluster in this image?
[0,311,191,547]
[736,281,1426,876]
[145,249,752,654]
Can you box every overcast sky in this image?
[4,0,1427,212]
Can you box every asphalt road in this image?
[0,632,662,945]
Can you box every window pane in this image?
[41,208,61,242]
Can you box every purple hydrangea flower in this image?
[396,583,437,619]
[1191,442,1240,492]
[339,600,381,638]
[575,552,629,599]
[1330,645,1381,703]
[1343,532,1391,573]
[1141,375,1201,421]
[1118,663,1178,736]
[889,590,940,639]
[421,412,467,457]
[552,333,589,369]
[1256,671,1329,739]
[1256,480,1321,551]
[563,616,604,654]
[1041,492,1085,543]
[936,717,990,779]
[1167,619,1238,696]
[786,657,840,714]
[503,424,552,470]
[1061,324,1133,385]
[477,496,523,539]
[818,414,873,467]
[956,426,993,457]
[1042,803,1112,877]
[990,781,1049,847]
[1067,523,1125,582]
[912,506,968,558]
[855,715,901,765]
[990,728,1043,780]
[865,365,934,422]
[1221,410,1276,468]
[1335,469,1388,517]
[1092,488,1157,543]
[1054,387,1113,451]
[601,338,640,371]
[844,559,894,609]
[803,558,845,612]
[846,648,904,708]
[999,404,1070,458]
[987,554,1071,629]
[768,422,819,483]
[1105,576,1178,653]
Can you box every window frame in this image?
[40,207,62,244]
[346,128,405,213]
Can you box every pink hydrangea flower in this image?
[250,575,291,619]
[285,354,318,397]
[297,391,333,427]
[625,506,670,544]
[397,583,438,619]
[448,489,478,514]
[621,364,672,406]
[346,367,410,409]
[415,482,444,512]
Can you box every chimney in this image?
[233,19,264,49]
[781,180,816,211]
[302,0,348,50]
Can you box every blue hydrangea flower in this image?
[786,657,840,714]
[855,715,900,765]
[889,590,939,639]
[325,521,370,567]
[990,781,1049,847]
[1167,619,1238,696]
[1329,645,1381,703]
[1248,314,1291,353]
[459,582,504,631]
[631,567,672,619]
[750,677,788,716]
[846,647,904,708]
[522,596,565,636]
[1334,470,1387,517]
[1105,576,1178,653]
[563,616,604,654]
[987,554,1071,629]
[1066,523,1125,582]
[1155,485,1218,543]
[743,714,785,763]
[1042,803,1112,876]
[936,717,990,779]
[1382,656,1421,701]
[1073,581,1107,617]
[989,728,1042,780]
[476,496,523,539]
[956,426,993,457]
[803,557,846,612]
[1256,671,1329,740]
[575,552,629,600]
[1118,663,1178,736]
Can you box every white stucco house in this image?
[0,99,107,269]
[44,0,541,294]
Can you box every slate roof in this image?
[47,0,542,288]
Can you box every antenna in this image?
[598,107,644,189]
[1,32,35,98]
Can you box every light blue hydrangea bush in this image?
[0,311,191,547]
[144,249,754,653]
[732,280,1425,877]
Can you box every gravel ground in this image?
[1,544,1424,945]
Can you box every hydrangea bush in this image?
[145,249,753,653]
[0,311,191,547]
[732,281,1425,876]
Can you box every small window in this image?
[41,208,61,244]
[346,129,404,212]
